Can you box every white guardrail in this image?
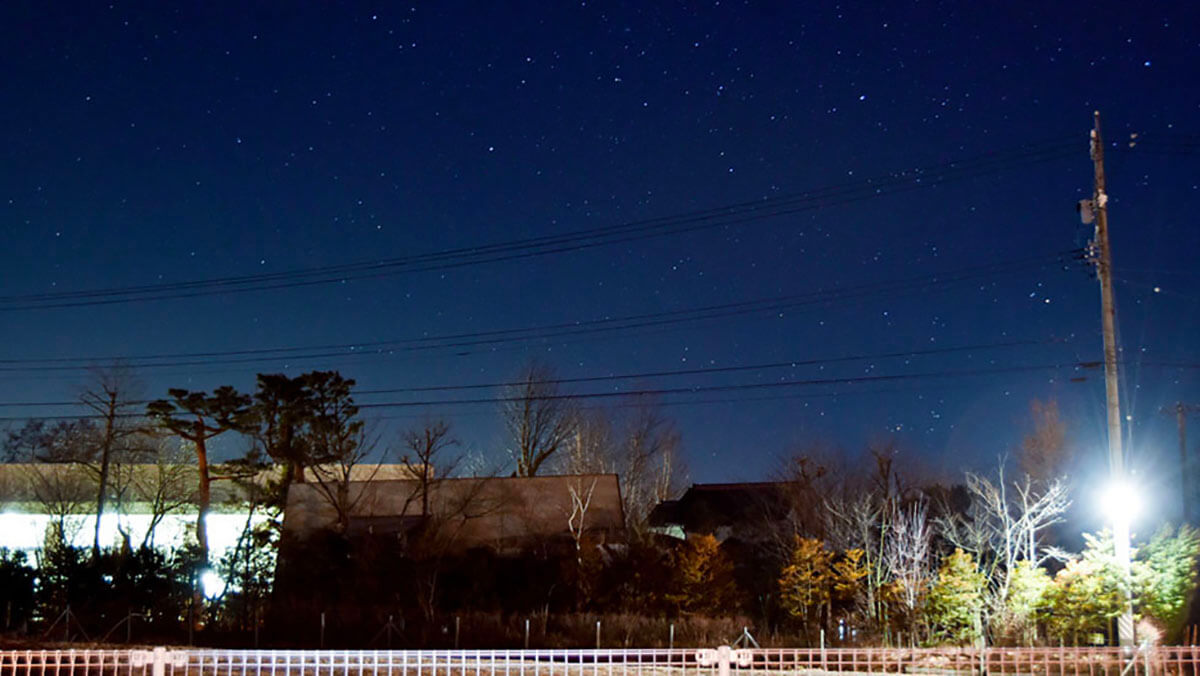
[2,646,1197,676]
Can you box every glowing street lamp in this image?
[1099,477,1137,648]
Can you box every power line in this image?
[0,138,1079,312]
[0,337,1067,407]
[0,248,1082,372]
[0,361,1100,422]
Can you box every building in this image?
[648,481,795,542]
[282,473,625,553]
[0,462,423,560]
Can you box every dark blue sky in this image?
[2,2,1198,512]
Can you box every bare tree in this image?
[614,398,684,533]
[502,361,575,476]
[5,420,96,546]
[936,461,1070,625]
[400,418,460,518]
[79,365,149,556]
[307,433,378,535]
[20,463,93,548]
[566,477,598,555]
[562,408,613,475]
[883,498,933,642]
[132,438,195,550]
[561,398,685,535]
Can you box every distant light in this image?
[200,569,226,599]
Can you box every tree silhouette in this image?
[146,386,251,563]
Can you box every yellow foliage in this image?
[832,548,869,601]
[778,536,832,620]
[665,534,738,615]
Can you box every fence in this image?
[4,647,1200,676]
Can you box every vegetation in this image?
[2,383,1198,648]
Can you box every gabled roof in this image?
[283,473,625,551]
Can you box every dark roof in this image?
[648,481,794,535]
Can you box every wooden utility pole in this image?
[1167,403,1200,523]
[1089,110,1135,648]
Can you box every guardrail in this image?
[3,646,1197,676]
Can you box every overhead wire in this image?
[0,337,1067,407]
[0,360,1108,422]
[0,247,1084,372]
[0,137,1080,312]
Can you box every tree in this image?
[778,537,833,640]
[997,560,1051,645]
[613,398,685,533]
[1136,524,1200,641]
[5,421,96,546]
[79,365,149,556]
[883,499,933,641]
[146,386,251,563]
[304,373,374,534]
[130,438,194,550]
[561,398,686,535]
[666,534,738,615]
[1045,532,1127,644]
[246,373,313,502]
[401,418,459,518]
[831,548,870,626]
[937,462,1070,629]
[926,549,986,645]
[1019,399,1071,484]
[501,361,575,476]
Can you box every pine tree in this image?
[926,549,985,645]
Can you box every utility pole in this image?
[1087,110,1135,649]
[1165,403,1200,523]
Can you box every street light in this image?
[1100,478,1141,524]
[1099,476,1137,648]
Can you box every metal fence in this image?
[4,647,1200,676]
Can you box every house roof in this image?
[282,473,625,550]
[648,481,794,535]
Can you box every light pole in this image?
[1083,110,1135,648]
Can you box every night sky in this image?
[2,2,1198,519]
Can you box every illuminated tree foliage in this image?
[996,559,1051,645]
[778,537,832,636]
[1135,524,1200,642]
[831,548,870,615]
[665,534,737,615]
[925,549,985,645]
[1044,532,1126,644]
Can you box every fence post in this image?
[455,616,460,649]
[669,624,674,650]
[151,647,167,676]
[525,618,530,649]
[596,620,601,649]
[320,611,326,648]
[821,629,827,670]
[697,646,737,676]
